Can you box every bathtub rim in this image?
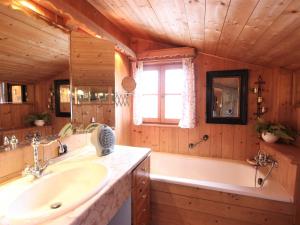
[150,151,293,203]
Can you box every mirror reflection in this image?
[70,31,115,129]
[59,85,71,113]
[212,77,240,118]
[54,80,71,117]
[206,69,248,125]
[0,4,70,147]
[0,82,34,103]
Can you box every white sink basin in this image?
[1,162,109,225]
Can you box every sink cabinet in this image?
[132,156,150,225]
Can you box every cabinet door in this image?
[132,156,150,225]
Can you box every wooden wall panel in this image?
[130,40,295,160]
[0,104,34,130]
[34,70,71,134]
[72,104,114,128]
[115,52,131,145]
[151,181,296,225]
[292,71,300,147]
[70,30,115,86]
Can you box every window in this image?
[140,63,184,124]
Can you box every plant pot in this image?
[261,132,279,143]
[34,120,45,127]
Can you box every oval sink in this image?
[2,162,109,225]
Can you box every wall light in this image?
[10,0,44,16]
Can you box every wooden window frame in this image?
[142,63,183,125]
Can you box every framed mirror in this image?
[54,80,71,117]
[206,69,248,125]
[0,82,34,104]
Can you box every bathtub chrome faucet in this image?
[23,134,49,179]
[248,151,278,167]
[247,151,278,187]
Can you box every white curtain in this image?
[179,58,196,128]
[132,61,144,125]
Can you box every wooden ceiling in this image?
[0,4,69,83]
[87,0,300,71]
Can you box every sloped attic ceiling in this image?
[87,0,300,71]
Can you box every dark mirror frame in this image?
[7,83,27,103]
[206,69,248,125]
[54,79,71,117]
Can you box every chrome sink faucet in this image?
[23,134,49,179]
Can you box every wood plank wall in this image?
[115,52,131,145]
[292,70,300,147]
[0,104,34,130]
[151,180,296,225]
[35,70,71,134]
[130,39,296,160]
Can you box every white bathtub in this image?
[150,152,293,203]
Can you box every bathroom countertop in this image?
[0,145,151,225]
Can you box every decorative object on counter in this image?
[10,135,18,149]
[1,135,19,151]
[121,76,136,92]
[58,123,73,138]
[3,136,11,151]
[56,139,68,156]
[25,112,51,127]
[91,124,115,156]
[188,134,209,149]
[85,122,101,133]
[255,119,297,144]
[252,75,267,118]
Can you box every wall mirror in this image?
[54,80,71,117]
[0,3,70,146]
[0,82,34,103]
[206,69,248,125]
[70,31,115,129]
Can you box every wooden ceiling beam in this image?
[1,0,68,31]
[137,47,196,61]
[33,0,136,59]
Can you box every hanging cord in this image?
[260,162,277,187]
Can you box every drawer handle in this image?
[141,167,146,171]
[142,208,147,212]
[142,194,147,199]
[142,180,146,185]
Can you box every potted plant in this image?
[255,119,297,144]
[25,112,51,127]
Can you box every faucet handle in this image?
[3,136,10,145]
[31,133,41,145]
[22,164,31,176]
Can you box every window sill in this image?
[139,123,179,128]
